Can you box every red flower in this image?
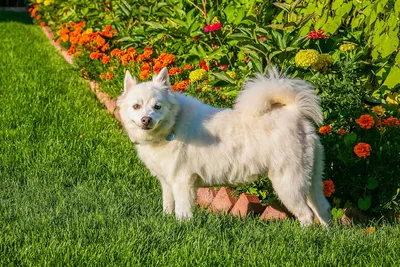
[323,180,335,197]
[338,129,346,136]
[354,143,371,159]
[106,71,114,80]
[356,114,375,129]
[184,64,193,70]
[319,125,331,135]
[200,60,211,71]
[219,65,228,70]
[383,117,400,127]
[204,23,222,33]
[307,29,327,40]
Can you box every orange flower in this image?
[383,117,400,127]
[30,7,38,18]
[338,129,346,136]
[93,35,106,47]
[168,67,183,76]
[90,52,103,59]
[184,64,193,70]
[100,43,110,52]
[153,62,163,74]
[323,180,335,197]
[40,22,45,27]
[141,63,151,71]
[100,73,106,80]
[319,125,331,135]
[102,55,110,65]
[36,15,41,20]
[120,54,132,65]
[127,47,137,58]
[171,80,190,91]
[143,46,153,58]
[67,45,75,56]
[111,48,123,57]
[139,70,151,80]
[106,72,114,81]
[354,142,371,159]
[356,114,375,129]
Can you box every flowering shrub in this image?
[29,0,400,217]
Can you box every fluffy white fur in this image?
[117,67,331,226]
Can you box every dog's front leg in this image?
[160,180,174,215]
[172,177,196,221]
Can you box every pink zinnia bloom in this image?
[204,23,222,33]
[219,65,228,70]
[307,29,327,40]
[258,36,266,41]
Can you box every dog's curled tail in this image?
[234,68,323,125]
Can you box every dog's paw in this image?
[175,210,193,221]
[163,207,174,216]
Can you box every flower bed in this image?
[30,0,400,220]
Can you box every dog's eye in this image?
[133,104,141,110]
[154,104,162,110]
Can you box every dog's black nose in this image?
[141,116,152,125]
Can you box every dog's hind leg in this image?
[306,143,331,226]
[269,169,315,226]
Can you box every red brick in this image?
[196,188,217,208]
[260,200,292,221]
[230,193,265,218]
[209,187,237,213]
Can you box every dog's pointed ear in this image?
[124,70,137,92]
[153,67,170,88]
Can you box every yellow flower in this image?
[37,0,44,3]
[362,226,375,234]
[312,54,333,72]
[85,28,93,34]
[212,17,219,24]
[226,71,237,80]
[295,49,319,67]
[371,106,386,116]
[386,92,399,105]
[339,43,356,52]
[189,69,208,83]
[43,0,54,6]
[202,85,211,92]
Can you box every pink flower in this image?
[258,36,266,41]
[307,29,327,40]
[219,65,228,70]
[204,23,222,33]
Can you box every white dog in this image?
[117,67,331,226]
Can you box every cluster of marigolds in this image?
[29,5,231,95]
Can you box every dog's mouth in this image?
[141,125,152,130]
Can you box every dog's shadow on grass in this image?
[0,10,33,24]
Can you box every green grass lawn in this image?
[0,11,400,266]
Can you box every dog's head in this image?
[117,67,179,144]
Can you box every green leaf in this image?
[382,65,400,89]
[366,177,379,190]
[358,195,372,211]
[331,207,344,220]
[344,132,357,146]
[211,72,236,84]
